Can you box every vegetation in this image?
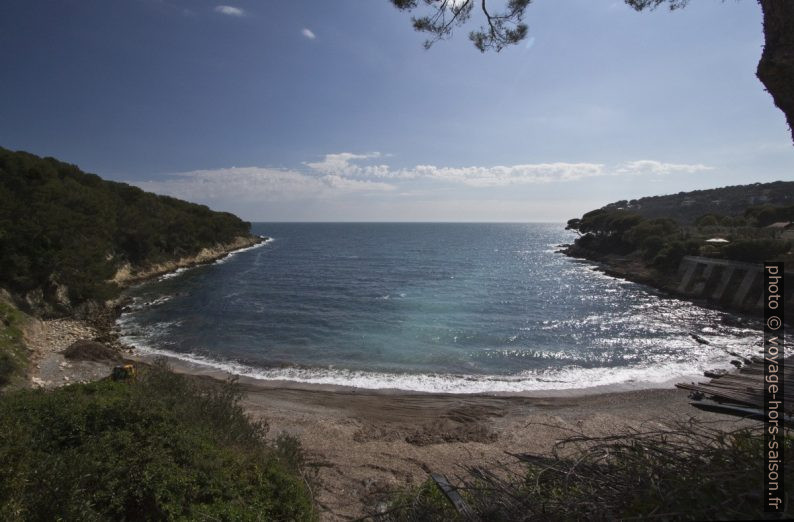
[602,181,794,225]
[382,421,793,520]
[391,1,794,146]
[722,238,792,264]
[0,147,252,307]
[566,182,794,272]
[0,362,315,521]
[566,208,697,270]
[390,0,530,52]
[0,297,28,388]
[745,203,794,227]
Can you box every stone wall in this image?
[675,256,794,316]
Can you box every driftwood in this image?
[690,399,794,427]
[678,355,792,416]
[430,473,477,521]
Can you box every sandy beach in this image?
[120,354,748,520]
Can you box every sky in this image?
[1,0,793,222]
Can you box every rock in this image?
[688,390,705,401]
[690,333,710,345]
[62,340,122,362]
[703,369,729,379]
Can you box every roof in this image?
[766,221,792,229]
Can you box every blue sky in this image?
[1,0,792,221]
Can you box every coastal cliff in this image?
[563,242,794,320]
[0,147,266,386]
[112,235,265,286]
[0,146,259,316]
[563,181,794,321]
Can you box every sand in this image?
[130,354,752,521]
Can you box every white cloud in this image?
[304,153,713,186]
[301,28,316,40]
[405,163,606,186]
[133,166,394,204]
[614,160,713,176]
[305,152,391,178]
[130,155,714,220]
[214,5,245,17]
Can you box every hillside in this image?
[0,147,256,313]
[564,180,794,319]
[602,181,794,224]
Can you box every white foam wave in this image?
[123,340,738,394]
[150,237,273,282]
[213,236,273,265]
[123,294,175,311]
[158,268,187,281]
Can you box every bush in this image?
[652,239,700,271]
[0,362,315,520]
[639,235,666,260]
[695,214,721,227]
[0,300,28,388]
[382,421,793,521]
[722,239,791,263]
[745,204,794,227]
[622,218,679,248]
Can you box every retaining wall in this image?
[675,256,794,315]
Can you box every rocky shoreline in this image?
[559,242,762,322]
[18,234,269,388]
[112,235,267,286]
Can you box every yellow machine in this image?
[111,364,136,381]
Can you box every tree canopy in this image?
[0,147,253,306]
[392,0,794,144]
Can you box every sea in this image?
[117,223,763,393]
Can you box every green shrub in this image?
[722,239,791,263]
[0,300,28,388]
[695,214,721,227]
[745,203,794,227]
[622,217,679,248]
[639,234,665,260]
[0,362,315,521]
[383,479,461,521]
[652,239,700,271]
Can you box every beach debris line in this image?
[677,355,793,417]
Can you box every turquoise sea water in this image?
[118,223,762,392]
